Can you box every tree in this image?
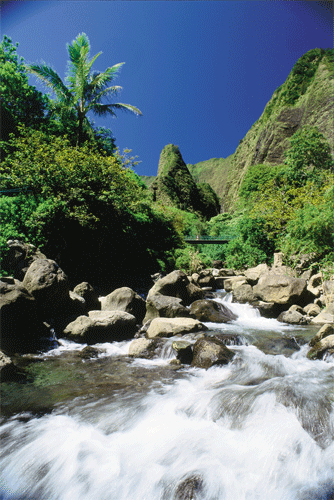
[28,33,142,146]
[0,35,49,141]
[284,127,333,186]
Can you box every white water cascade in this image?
[1,294,333,500]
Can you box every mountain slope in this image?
[189,48,334,211]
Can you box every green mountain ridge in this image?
[187,48,334,211]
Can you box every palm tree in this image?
[28,33,142,145]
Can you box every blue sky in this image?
[1,1,333,176]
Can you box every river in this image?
[1,292,333,500]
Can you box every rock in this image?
[213,277,226,289]
[147,270,204,306]
[277,309,308,325]
[303,303,321,317]
[307,273,322,298]
[2,240,47,281]
[232,283,256,304]
[146,317,207,339]
[253,273,310,307]
[63,310,137,344]
[273,252,284,267]
[174,474,204,500]
[79,346,102,359]
[197,274,216,289]
[144,294,191,323]
[289,304,305,314]
[0,278,47,353]
[223,276,247,292]
[310,303,334,325]
[309,324,334,347]
[212,260,224,269]
[69,290,87,315]
[244,263,270,285]
[73,282,101,311]
[307,334,334,360]
[172,340,193,364]
[191,337,235,369]
[254,301,283,318]
[190,299,237,323]
[0,350,26,382]
[101,287,146,323]
[22,258,70,315]
[323,281,334,303]
[128,337,165,358]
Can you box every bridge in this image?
[184,235,236,245]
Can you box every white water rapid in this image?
[1,294,333,500]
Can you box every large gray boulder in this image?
[307,323,334,360]
[147,270,204,306]
[190,299,237,323]
[310,303,334,325]
[223,276,246,292]
[101,287,146,324]
[253,273,309,307]
[0,277,47,353]
[307,273,322,298]
[22,258,70,315]
[3,240,47,281]
[323,281,334,303]
[244,263,270,285]
[73,282,101,312]
[232,283,256,304]
[128,337,166,359]
[144,294,190,323]
[0,350,26,382]
[191,337,235,369]
[63,310,137,344]
[146,317,207,339]
[277,309,308,325]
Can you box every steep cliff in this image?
[151,144,220,218]
[189,48,334,211]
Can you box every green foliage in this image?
[196,182,221,218]
[174,247,212,274]
[0,35,49,141]
[0,127,181,286]
[280,185,334,257]
[239,164,286,201]
[284,127,333,186]
[28,32,142,146]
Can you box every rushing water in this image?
[1,293,333,500]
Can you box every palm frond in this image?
[86,86,123,109]
[89,63,125,89]
[89,103,117,117]
[111,103,143,116]
[27,64,72,101]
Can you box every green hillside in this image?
[188,48,334,211]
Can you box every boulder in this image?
[214,277,226,289]
[73,282,101,311]
[128,337,165,358]
[191,337,235,369]
[232,283,256,304]
[323,281,334,304]
[307,273,322,298]
[253,273,309,307]
[310,303,334,325]
[62,310,137,344]
[174,474,204,500]
[254,301,283,319]
[2,240,47,281]
[277,309,308,325]
[101,287,146,323]
[146,317,207,339]
[307,333,334,360]
[0,350,26,382]
[223,276,246,292]
[144,294,190,323]
[190,299,237,323]
[147,270,204,306]
[172,340,193,364]
[273,252,284,267]
[22,258,71,315]
[303,303,321,317]
[0,277,47,353]
[244,263,270,285]
[309,324,334,347]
